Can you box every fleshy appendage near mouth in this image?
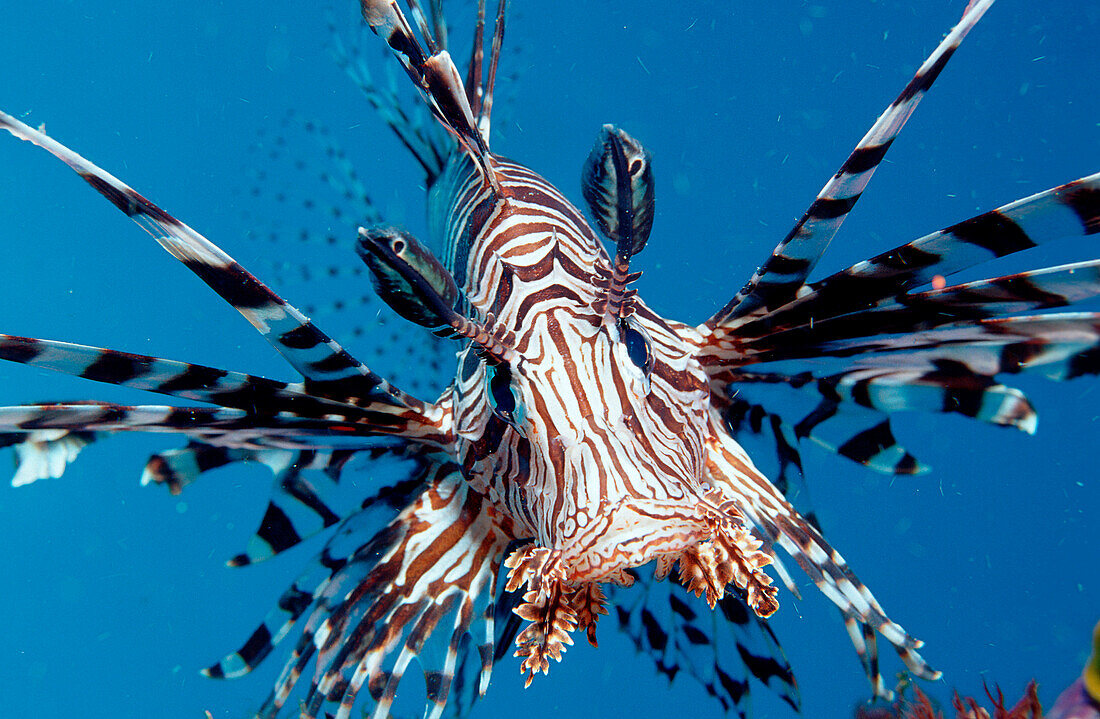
[503,490,777,685]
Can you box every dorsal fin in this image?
[464,0,487,118]
[360,0,501,193]
[478,0,508,142]
[462,0,508,143]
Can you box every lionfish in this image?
[1,0,1097,717]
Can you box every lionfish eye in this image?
[486,361,522,425]
[618,317,653,378]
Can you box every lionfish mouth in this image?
[560,498,715,583]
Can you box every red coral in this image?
[895,681,1043,719]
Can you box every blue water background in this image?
[1,2,1097,717]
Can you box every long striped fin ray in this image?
[477,0,507,141]
[0,334,389,420]
[722,172,1100,344]
[727,366,1036,437]
[714,364,1031,479]
[703,314,1100,482]
[0,110,421,414]
[0,402,414,448]
[707,0,995,326]
[329,16,451,183]
[746,313,1100,382]
[736,260,1100,363]
[359,0,499,191]
[463,0,507,142]
[705,413,938,697]
[463,0,487,117]
[201,467,426,678]
[232,467,512,719]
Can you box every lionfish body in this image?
[1,1,1097,717]
[442,159,716,559]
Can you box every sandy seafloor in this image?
[0,2,1097,718]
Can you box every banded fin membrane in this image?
[212,464,512,719]
[610,572,799,718]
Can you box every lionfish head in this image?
[359,126,763,579]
